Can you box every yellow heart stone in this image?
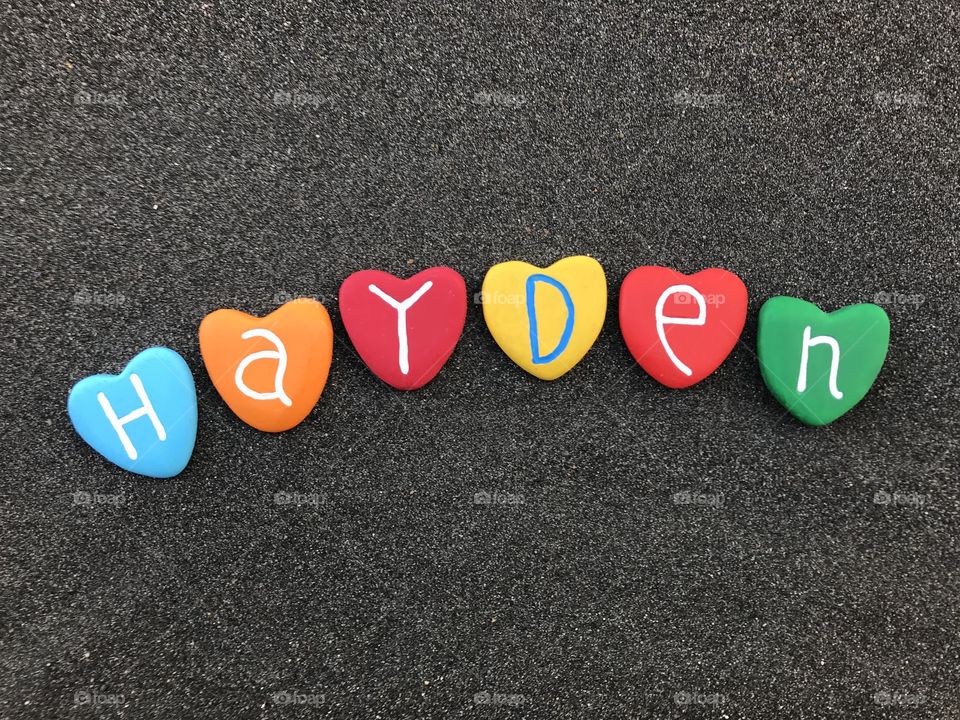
[481,256,607,380]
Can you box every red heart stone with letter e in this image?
[619,266,747,388]
[339,267,467,390]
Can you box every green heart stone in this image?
[758,297,890,426]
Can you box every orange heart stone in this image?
[199,299,333,432]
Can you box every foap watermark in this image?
[474,490,525,507]
[274,491,325,508]
[271,90,333,109]
[271,690,325,707]
[671,90,725,107]
[473,690,527,707]
[874,91,925,108]
[872,291,925,309]
[72,491,126,508]
[672,490,724,508]
[873,690,925,707]
[72,288,126,307]
[271,290,326,306]
[472,290,523,307]
[674,690,725,707]
[472,91,526,109]
[73,689,124,706]
[73,90,126,107]
[674,290,726,307]
[873,490,927,508]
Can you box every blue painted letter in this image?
[525,274,575,364]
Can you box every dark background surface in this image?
[2,2,958,718]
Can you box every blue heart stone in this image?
[67,347,197,478]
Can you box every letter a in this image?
[97,373,166,460]
[234,328,293,406]
[797,325,843,399]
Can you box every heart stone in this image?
[338,267,467,390]
[67,347,197,478]
[758,297,890,426]
[619,266,747,388]
[482,256,607,380]
[199,299,333,432]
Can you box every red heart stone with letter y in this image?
[338,267,467,390]
[619,267,747,388]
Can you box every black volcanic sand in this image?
[2,3,958,718]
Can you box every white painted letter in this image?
[97,374,166,461]
[235,328,293,406]
[797,325,843,399]
[655,284,707,376]
[368,281,433,374]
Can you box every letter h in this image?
[97,374,167,460]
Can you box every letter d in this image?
[525,274,575,364]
